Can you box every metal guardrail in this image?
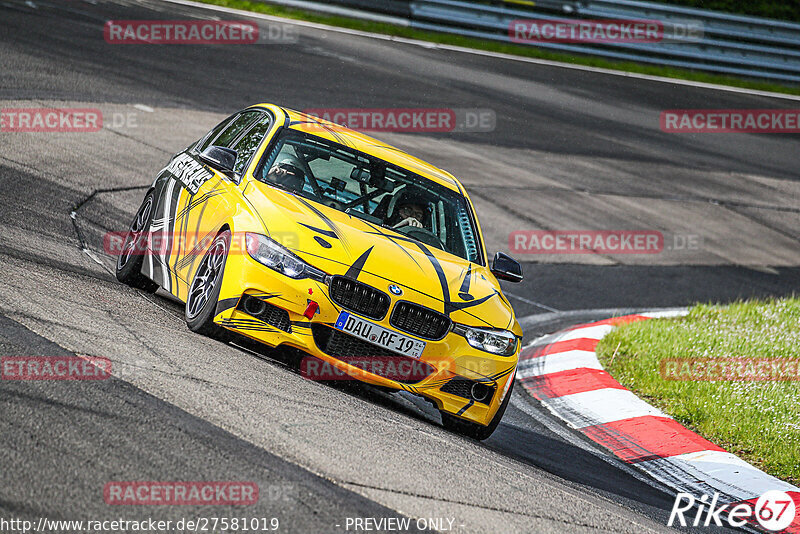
[260,0,800,82]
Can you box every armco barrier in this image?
[256,0,800,82]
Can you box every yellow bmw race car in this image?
[116,104,524,440]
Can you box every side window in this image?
[212,111,262,149]
[231,114,273,175]
[196,114,237,153]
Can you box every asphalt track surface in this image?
[1,0,798,532]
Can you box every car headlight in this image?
[245,233,326,282]
[453,324,518,356]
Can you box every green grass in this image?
[196,0,800,97]
[596,298,800,485]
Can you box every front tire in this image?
[116,192,159,293]
[441,377,514,441]
[185,230,232,341]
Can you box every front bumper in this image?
[213,256,518,427]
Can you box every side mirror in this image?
[491,252,523,283]
[199,145,237,176]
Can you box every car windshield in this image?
[256,129,482,264]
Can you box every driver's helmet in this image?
[266,155,305,191]
[388,185,429,223]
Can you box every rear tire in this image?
[441,377,514,441]
[116,192,159,293]
[185,230,232,341]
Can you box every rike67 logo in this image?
[669,490,797,531]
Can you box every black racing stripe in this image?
[458,265,473,301]
[416,379,450,390]
[173,188,191,292]
[320,123,353,148]
[176,228,215,270]
[367,142,403,153]
[165,181,182,292]
[363,222,423,271]
[456,400,474,416]
[183,201,210,277]
[294,197,345,244]
[314,283,341,313]
[223,317,270,325]
[448,291,498,313]
[491,367,516,381]
[314,236,332,249]
[300,223,338,239]
[289,116,351,147]
[222,325,278,333]
[458,309,495,328]
[344,246,373,280]
[174,189,224,221]
[219,319,279,333]
[250,292,280,300]
[175,189,209,219]
[414,242,451,314]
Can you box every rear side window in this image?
[196,114,237,153]
[212,111,262,148]
[231,114,273,175]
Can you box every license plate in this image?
[334,311,426,359]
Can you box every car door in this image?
[167,110,274,300]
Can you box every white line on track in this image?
[159,0,800,102]
[504,291,560,313]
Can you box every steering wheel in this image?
[397,225,445,250]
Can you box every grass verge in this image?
[194,0,800,97]
[596,298,800,485]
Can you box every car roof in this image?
[250,104,464,193]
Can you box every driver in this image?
[393,201,425,229]
[389,186,429,230]
[265,156,306,191]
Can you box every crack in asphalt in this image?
[69,184,150,261]
[0,155,42,172]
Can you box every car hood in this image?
[243,181,517,330]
